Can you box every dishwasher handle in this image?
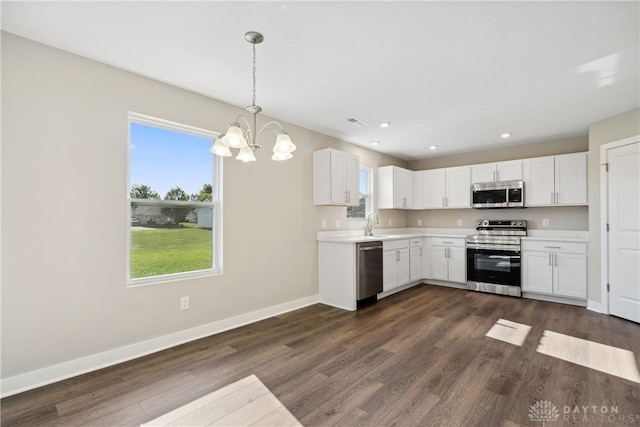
[359,245,383,251]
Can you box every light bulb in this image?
[236,146,257,162]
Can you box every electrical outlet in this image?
[457,219,463,227]
[180,296,189,311]
[388,219,392,226]
[543,218,549,227]
[417,219,422,226]
[322,219,327,228]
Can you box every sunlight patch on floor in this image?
[486,318,532,346]
[537,330,640,383]
[141,374,302,427]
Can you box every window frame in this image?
[126,112,223,287]
[347,166,374,220]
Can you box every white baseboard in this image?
[587,300,607,314]
[0,294,320,398]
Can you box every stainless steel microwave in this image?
[471,180,525,209]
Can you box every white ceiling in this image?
[2,1,639,160]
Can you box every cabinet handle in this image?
[396,250,400,262]
[420,247,423,256]
[554,253,557,266]
[544,246,562,249]
[551,192,554,204]
[549,253,552,266]
[493,170,496,182]
[555,192,559,204]
[442,241,454,244]
[442,197,445,207]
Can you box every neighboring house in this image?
[132,206,169,226]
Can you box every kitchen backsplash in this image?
[406,205,588,230]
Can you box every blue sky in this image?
[130,123,213,198]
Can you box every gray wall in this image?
[587,108,640,304]
[0,32,406,380]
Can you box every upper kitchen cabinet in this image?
[417,166,471,209]
[471,160,522,184]
[378,166,414,209]
[523,152,587,206]
[313,148,359,206]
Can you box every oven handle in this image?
[466,244,521,252]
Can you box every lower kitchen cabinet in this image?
[522,239,587,299]
[383,239,410,291]
[431,237,466,283]
[409,238,423,282]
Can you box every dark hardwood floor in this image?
[2,285,639,426]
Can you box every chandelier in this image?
[210,31,296,162]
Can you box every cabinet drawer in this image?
[410,238,422,247]
[522,240,587,254]
[383,239,410,251]
[431,237,465,247]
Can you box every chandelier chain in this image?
[252,43,257,107]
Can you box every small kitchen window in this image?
[127,113,222,286]
[347,167,373,219]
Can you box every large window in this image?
[347,167,373,219]
[127,113,221,285]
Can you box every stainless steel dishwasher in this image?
[356,240,384,303]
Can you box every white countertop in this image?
[317,228,589,243]
[317,228,471,243]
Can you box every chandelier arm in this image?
[236,115,254,143]
[258,121,284,137]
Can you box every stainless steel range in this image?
[466,219,527,297]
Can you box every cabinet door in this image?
[397,248,410,286]
[383,250,398,291]
[555,153,587,205]
[496,160,523,182]
[345,153,360,207]
[445,166,471,208]
[412,171,424,210]
[394,167,413,209]
[522,251,553,294]
[523,157,555,206]
[422,169,446,208]
[431,246,449,281]
[410,245,422,282]
[447,246,466,283]
[471,163,497,184]
[553,253,587,298]
[328,150,347,204]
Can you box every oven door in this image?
[466,246,521,286]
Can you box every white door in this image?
[422,169,446,208]
[608,141,640,323]
[445,166,471,208]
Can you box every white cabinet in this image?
[383,239,410,291]
[378,166,413,209]
[417,166,471,209]
[409,238,423,282]
[471,160,522,184]
[430,237,466,283]
[523,152,587,206]
[522,240,587,299]
[313,148,359,206]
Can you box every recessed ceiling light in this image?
[501,132,512,138]
[379,121,391,128]
[429,145,438,150]
[371,141,380,146]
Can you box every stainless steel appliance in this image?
[356,241,383,303]
[471,180,525,209]
[466,219,526,297]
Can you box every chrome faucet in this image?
[365,211,380,236]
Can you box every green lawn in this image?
[130,223,213,278]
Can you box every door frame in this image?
[599,134,640,315]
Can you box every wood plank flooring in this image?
[2,285,640,426]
